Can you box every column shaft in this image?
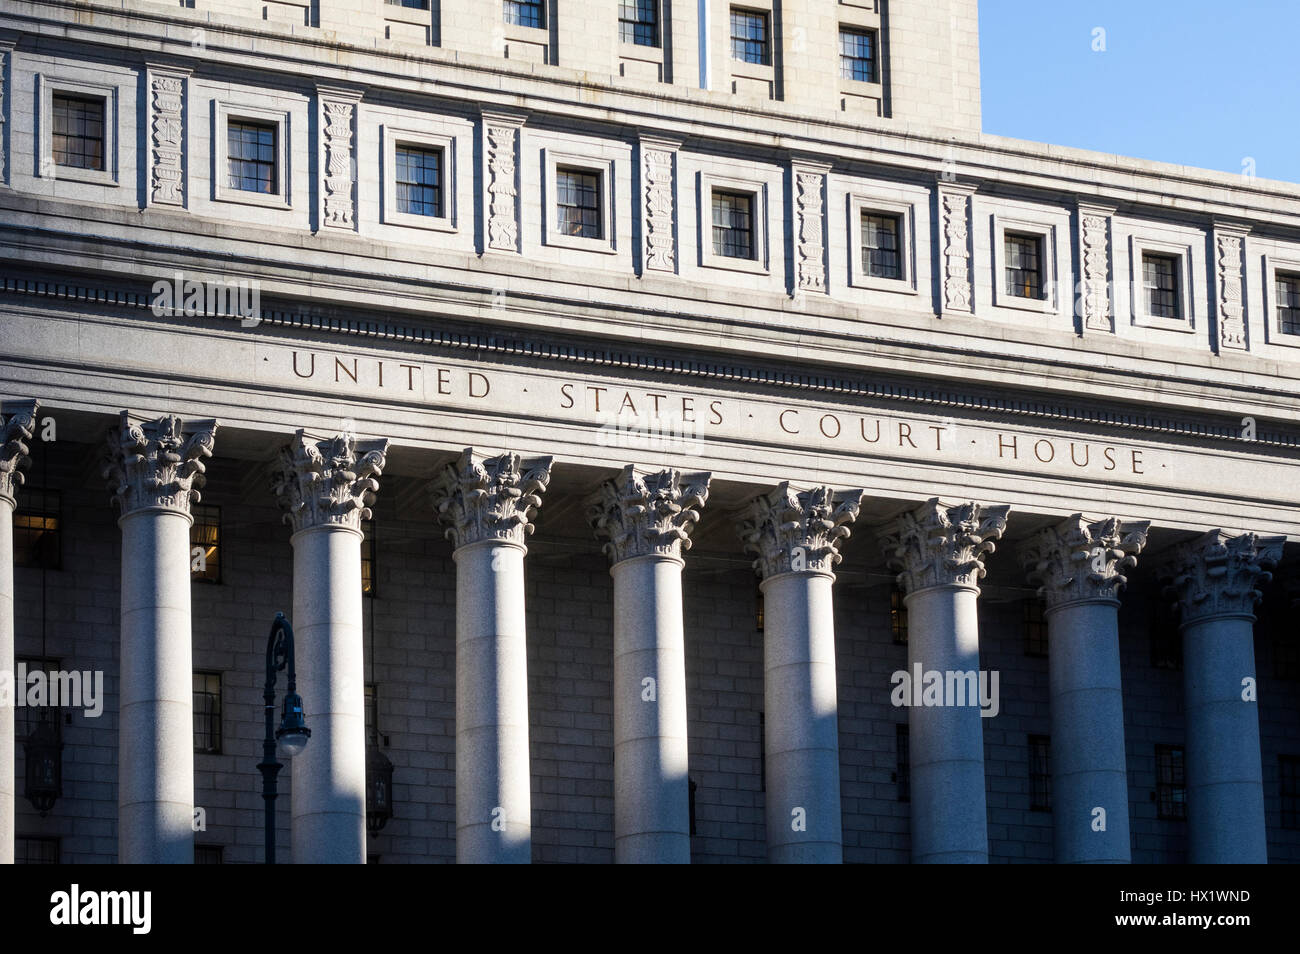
[906,584,988,863]
[1047,600,1130,863]
[0,498,14,864]
[763,571,842,863]
[290,525,366,863]
[118,508,195,864]
[1183,615,1267,863]
[455,540,531,863]
[612,555,690,863]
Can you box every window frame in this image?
[382,126,457,233]
[193,670,223,755]
[848,194,917,293]
[37,75,119,187]
[1155,744,1187,821]
[1028,734,1052,812]
[1128,235,1196,333]
[15,836,60,864]
[13,487,61,571]
[838,26,878,83]
[190,503,222,584]
[543,150,616,254]
[890,584,909,644]
[699,172,768,274]
[729,7,771,66]
[992,216,1058,313]
[1023,598,1048,657]
[503,0,545,29]
[213,102,291,210]
[619,0,661,48]
[1262,255,1300,350]
[15,655,63,742]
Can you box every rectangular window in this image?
[361,519,376,597]
[1005,232,1044,299]
[862,212,902,280]
[758,712,766,793]
[227,120,277,195]
[193,671,222,754]
[755,584,764,632]
[712,190,754,259]
[730,8,770,65]
[364,683,378,744]
[556,167,602,239]
[195,845,224,864]
[1029,734,1052,811]
[895,723,910,802]
[688,778,698,835]
[1155,745,1187,820]
[1282,755,1300,830]
[619,0,658,46]
[1276,272,1300,336]
[15,656,62,741]
[1024,598,1048,657]
[384,0,428,7]
[503,0,543,28]
[890,585,908,644]
[52,93,105,171]
[190,504,221,584]
[1143,252,1181,319]
[395,144,443,218]
[14,488,60,570]
[15,837,60,864]
[839,28,876,82]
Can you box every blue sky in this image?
[978,1,1300,183]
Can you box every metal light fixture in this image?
[23,714,63,816]
[257,612,310,864]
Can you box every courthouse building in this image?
[0,0,1298,864]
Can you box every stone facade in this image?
[0,0,1299,864]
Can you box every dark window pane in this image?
[890,584,908,644]
[619,0,658,46]
[1156,745,1187,820]
[730,9,769,65]
[395,145,443,217]
[1277,272,1300,336]
[504,0,543,28]
[362,519,376,597]
[862,212,901,279]
[190,504,221,584]
[1143,253,1181,318]
[839,28,876,82]
[556,167,602,239]
[384,0,428,7]
[14,488,60,570]
[227,120,277,195]
[15,837,59,864]
[195,845,224,864]
[896,723,910,802]
[711,190,754,259]
[193,671,222,754]
[1029,735,1051,811]
[1005,232,1043,299]
[52,94,106,171]
[15,657,62,741]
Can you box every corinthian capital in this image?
[1162,530,1285,625]
[1022,515,1149,610]
[430,448,553,549]
[273,429,389,534]
[0,399,39,505]
[884,498,1010,595]
[103,412,217,517]
[588,466,711,564]
[737,483,864,580]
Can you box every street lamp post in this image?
[258,612,311,865]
